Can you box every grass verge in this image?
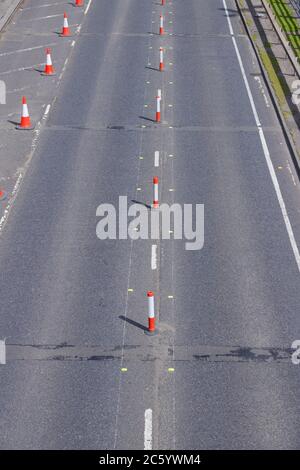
[269,0,300,59]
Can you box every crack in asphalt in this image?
[40,124,281,132]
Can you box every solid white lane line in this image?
[154,150,160,167]
[144,409,153,450]
[0,43,58,57]
[85,0,93,15]
[151,244,157,270]
[223,0,300,272]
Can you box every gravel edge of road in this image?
[236,0,300,176]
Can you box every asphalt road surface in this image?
[0,0,300,450]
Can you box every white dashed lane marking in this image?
[85,0,93,15]
[151,245,157,270]
[144,409,153,450]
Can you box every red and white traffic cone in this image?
[61,12,71,36]
[153,177,159,209]
[0,189,6,201]
[16,96,34,130]
[156,91,161,123]
[42,48,56,76]
[159,47,164,71]
[75,0,84,6]
[145,291,157,335]
[159,15,164,35]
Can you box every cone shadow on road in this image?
[8,120,19,127]
[119,315,148,332]
[131,199,151,209]
[145,66,159,72]
[139,115,156,123]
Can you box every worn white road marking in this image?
[20,14,61,22]
[44,104,51,116]
[0,172,23,234]
[144,409,153,450]
[0,100,50,235]
[286,161,297,186]
[154,150,160,167]
[224,0,300,272]
[254,75,270,108]
[59,56,70,80]
[21,2,62,10]
[7,86,32,95]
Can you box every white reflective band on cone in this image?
[154,183,158,202]
[23,104,29,118]
[46,54,52,66]
[148,295,155,318]
[156,96,161,112]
